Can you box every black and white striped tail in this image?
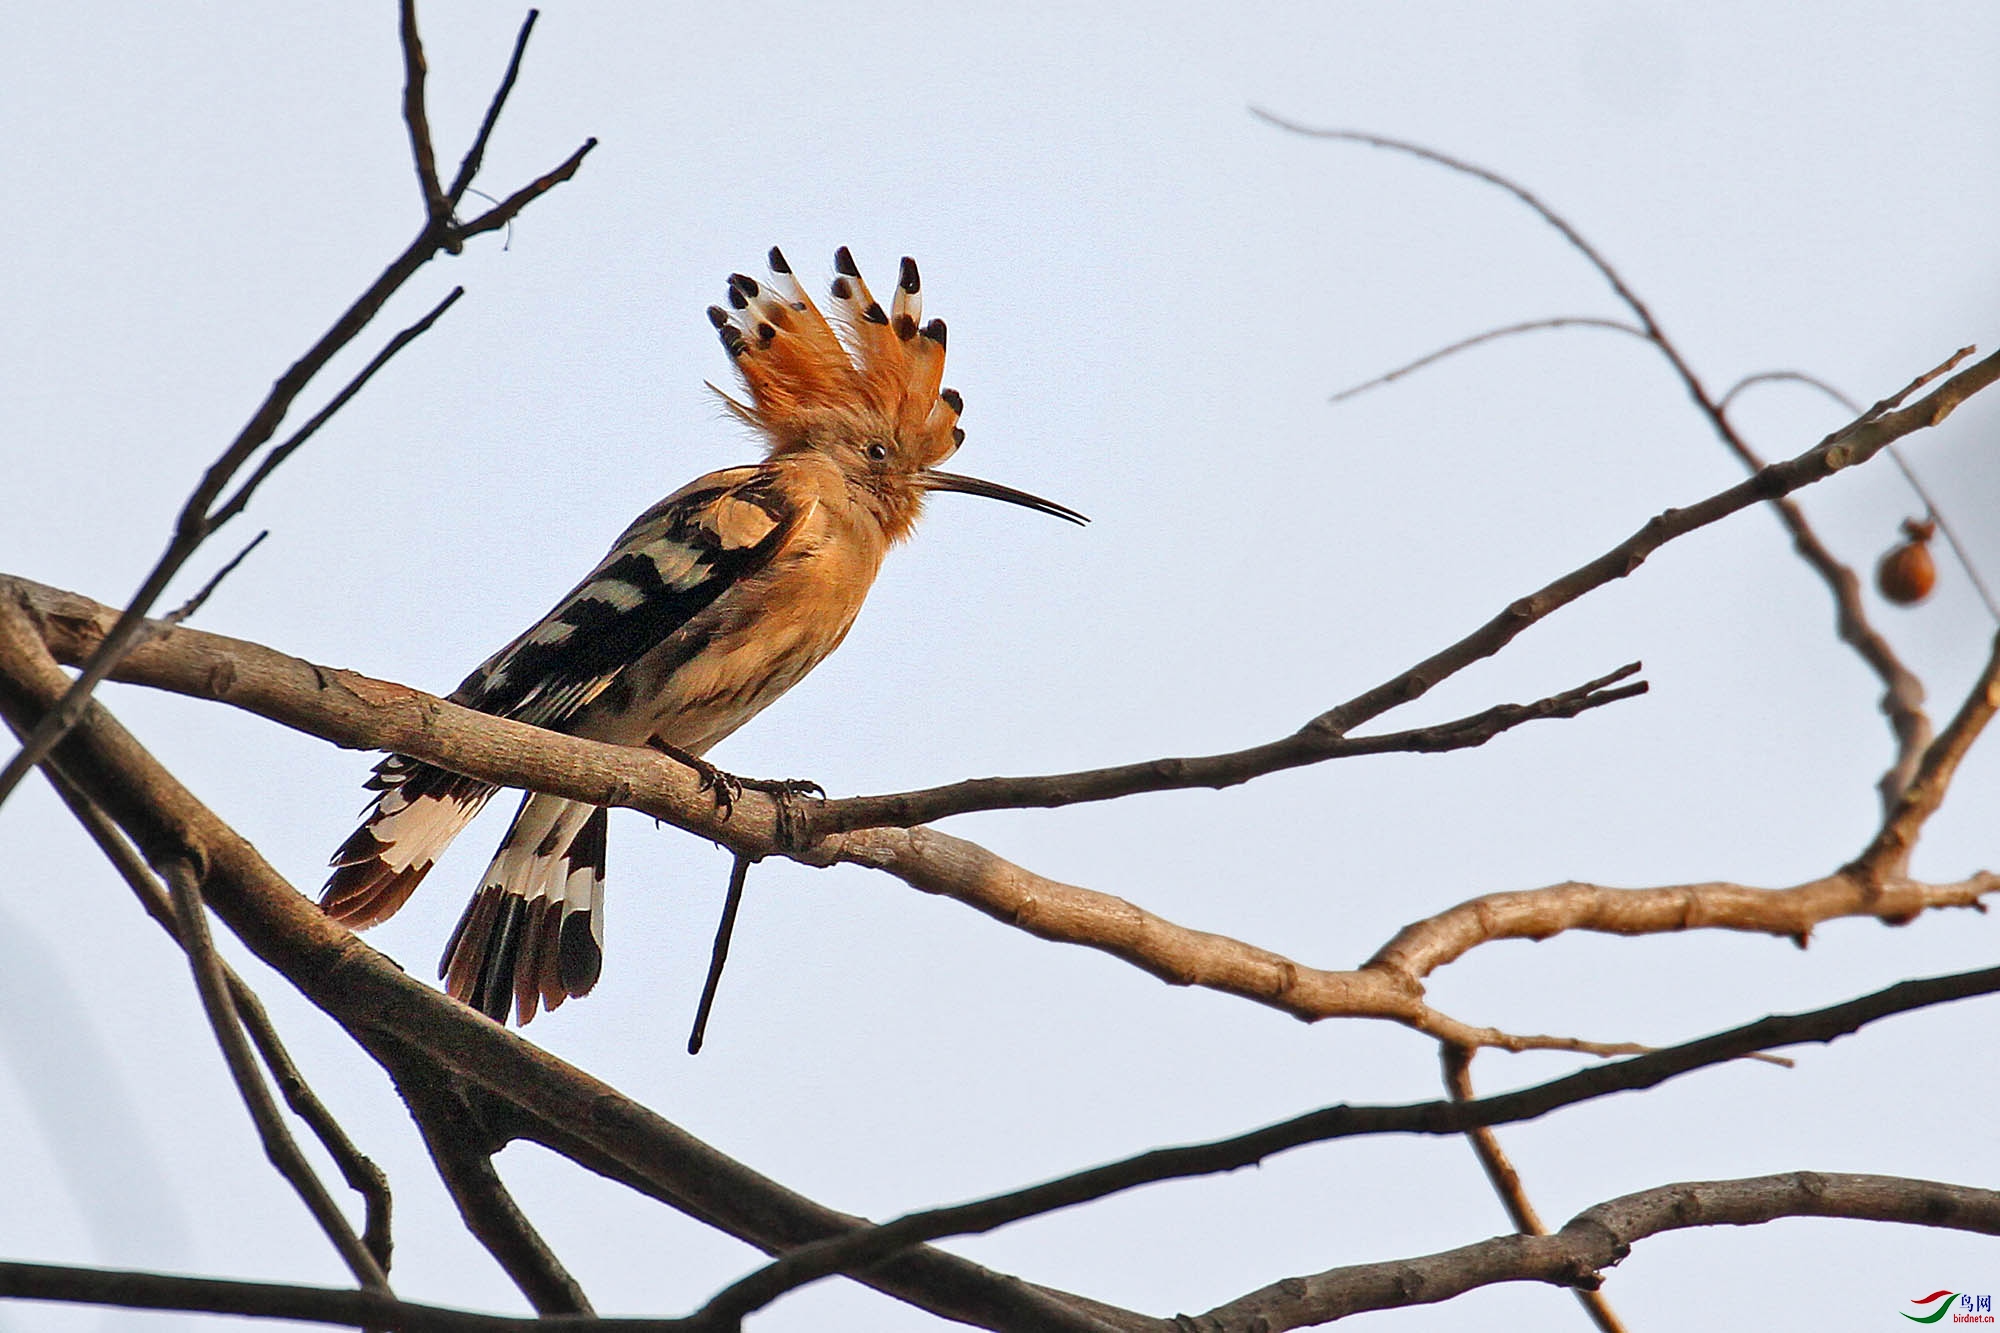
[323,756,496,928]
[438,793,607,1025]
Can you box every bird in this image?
[320,247,1085,1026]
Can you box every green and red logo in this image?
[1906,1291,1996,1324]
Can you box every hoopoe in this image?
[321,247,1084,1026]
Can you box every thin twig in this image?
[689,855,752,1055]
[1267,110,1939,813]
[163,530,268,625]
[448,12,541,207]
[812,662,1644,833]
[0,8,587,811]
[23,740,394,1273]
[1302,347,2000,740]
[398,0,451,227]
[688,964,2000,1325]
[1721,363,2000,624]
[161,858,389,1291]
[452,139,598,243]
[1331,317,1650,403]
[1441,1046,1628,1333]
[208,289,466,531]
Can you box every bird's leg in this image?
[647,739,745,818]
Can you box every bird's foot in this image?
[647,742,824,824]
[737,775,827,801]
[649,740,745,817]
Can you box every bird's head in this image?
[708,247,1086,543]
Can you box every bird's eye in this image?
[865,442,890,462]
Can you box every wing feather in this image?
[452,465,797,732]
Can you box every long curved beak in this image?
[920,470,1089,525]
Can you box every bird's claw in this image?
[739,776,826,802]
[648,740,821,823]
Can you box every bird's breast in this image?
[593,516,885,754]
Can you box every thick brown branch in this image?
[688,970,2000,1325]
[10,576,1994,1046]
[1366,871,1995,980]
[0,601,1133,1333]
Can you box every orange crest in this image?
[708,247,963,467]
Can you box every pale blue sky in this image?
[4,4,1999,1329]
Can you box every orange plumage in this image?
[322,249,1083,1025]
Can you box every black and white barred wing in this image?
[321,466,796,1022]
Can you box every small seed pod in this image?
[1876,517,1938,606]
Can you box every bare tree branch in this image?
[447,11,541,208]
[398,0,451,226]
[1261,110,1944,814]
[1440,1046,1627,1333]
[453,140,599,243]
[1191,1172,2000,1332]
[14,1167,1993,1331]
[1856,628,2000,881]
[810,662,1646,834]
[26,753,394,1273]
[1721,362,2000,626]
[1303,346,1998,741]
[163,530,269,626]
[0,1258,659,1332]
[161,855,389,1291]
[0,597,1135,1333]
[1330,316,1649,403]
[207,288,467,533]
[684,966,2000,1325]
[394,1068,592,1315]
[0,6,591,811]
[10,571,1995,1047]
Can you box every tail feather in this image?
[440,794,607,1025]
[322,756,495,928]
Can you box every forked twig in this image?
[1722,361,2000,625]
[0,5,590,812]
[162,858,389,1291]
[686,964,2000,1326]
[27,749,393,1273]
[1259,109,1950,811]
